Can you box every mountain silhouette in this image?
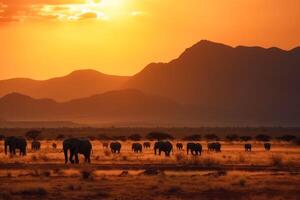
[0,90,185,124]
[0,69,129,101]
[123,40,300,125]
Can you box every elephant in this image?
[63,138,92,164]
[264,143,271,151]
[143,142,151,149]
[208,142,221,152]
[102,142,109,148]
[244,143,252,152]
[110,142,121,153]
[132,143,142,153]
[52,143,57,149]
[31,140,41,151]
[187,143,202,155]
[4,136,27,156]
[176,143,183,150]
[154,141,173,156]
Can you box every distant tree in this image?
[25,130,42,140]
[0,134,5,141]
[240,136,252,141]
[128,134,142,141]
[204,134,219,141]
[146,132,173,141]
[183,134,202,141]
[225,134,239,141]
[56,134,65,140]
[255,134,271,142]
[97,134,111,141]
[112,135,127,141]
[276,135,297,142]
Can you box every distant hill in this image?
[0,69,129,101]
[123,40,300,125]
[0,90,187,124]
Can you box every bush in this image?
[97,134,111,140]
[240,136,252,141]
[276,135,297,142]
[25,130,41,140]
[16,187,48,196]
[112,135,127,141]
[204,134,219,141]
[270,154,283,167]
[56,134,65,140]
[255,134,271,142]
[128,134,142,141]
[225,134,239,141]
[146,132,173,141]
[183,134,202,141]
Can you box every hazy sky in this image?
[0,0,300,80]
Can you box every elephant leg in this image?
[69,150,74,164]
[159,150,161,155]
[74,153,79,164]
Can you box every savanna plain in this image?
[0,128,299,200]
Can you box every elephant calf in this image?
[63,138,92,164]
[143,142,151,149]
[176,143,183,150]
[244,143,252,152]
[132,143,142,153]
[208,142,221,152]
[264,143,271,151]
[110,142,121,153]
[31,140,41,151]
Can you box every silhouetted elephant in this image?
[208,142,221,152]
[110,142,121,153]
[31,140,41,151]
[102,142,109,148]
[264,143,271,151]
[244,144,252,152]
[176,143,183,150]
[143,142,151,149]
[63,138,92,164]
[132,143,142,153]
[154,141,173,156]
[4,136,27,156]
[52,143,57,149]
[187,143,202,155]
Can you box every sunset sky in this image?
[0,0,300,80]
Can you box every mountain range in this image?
[1,40,300,126]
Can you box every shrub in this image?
[81,170,94,180]
[225,134,239,141]
[146,132,173,141]
[128,134,142,141]
[255,134,271,142]
[239,178,246,187]
[112,135,127,141]
[240,136,252,141]
[276,135,297,142]
[183,134,202,141]
[204,134,219,141]
[25,130,41,140]
[97,134,111,140]
[56,134,65,140]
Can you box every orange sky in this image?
[0,0,300,80]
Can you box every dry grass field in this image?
[0,139,299,200]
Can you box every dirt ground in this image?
[0,140,299,200]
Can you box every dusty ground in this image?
[0,140,299,200]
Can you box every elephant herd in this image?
[2,136,273,164]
